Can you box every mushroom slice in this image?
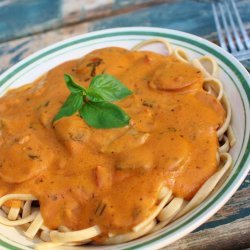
[102,129,149,153]
[115,146,154,170]
[54,116,90,154]
[150,60,203,90]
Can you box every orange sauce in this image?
[0,47,225,239]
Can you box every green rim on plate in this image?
[0,28,249,250]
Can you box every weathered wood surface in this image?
[166,215,250,249]
[1,0,250,74]
[0,0,168,43]
[0,0,249,249]
[0,0,249,43]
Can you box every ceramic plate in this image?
[0,27,249,250]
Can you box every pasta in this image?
[0,39,235,248]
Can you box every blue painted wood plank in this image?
[192,172,250,231]
[111,0,156,10]
[91,0,250,37]
[1,1,250,72]
[1,0,248,43]
[0,0,164,43]
[0,0,62,42]
[0,38,32,74]
[195,209,250,232]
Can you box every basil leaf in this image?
[86,90,105,102]
[64,74,86,94]
[53,93,83,122]
[79,101,130,128]
[88,74,132,101]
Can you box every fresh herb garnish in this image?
[53,74,133,128]
[86,58,103,77]
[87,74,132,102]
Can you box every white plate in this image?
[0,27,249,250]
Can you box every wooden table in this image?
[0,0,249,249]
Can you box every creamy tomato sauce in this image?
[0,47,225,239]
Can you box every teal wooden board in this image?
[1,0,249,43]
[91,0,250,37]
[0,0,61,42]
[0,0,163,43]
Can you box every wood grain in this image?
[163,215,250,249]
[1,0,249,73]
[0,0,249,249]
[0,0,168,43]
[1,0,249,43]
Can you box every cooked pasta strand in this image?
[24,212,44,239]
[8,207,21,221]
[192,56,218,77]
[35,242,63,250]
[177,153,232,218]
[22,200,32,218]
[152,198,186,232]
[1,206,9,214]
[174,48,189,63]
[0,211,38,226]
[203,77,223,101]
[104,219,156,245]
[40,230,51,242]
[217,95,231,137]
[133,187,172,232]
[131,38,173,55]
[227,125,236,147]
[0,194,37,207]
[50,225,101,243]
[157,197,185,222]
[219,135,230,153]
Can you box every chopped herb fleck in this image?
[142,100,154,108]
[95,201,106,216]
[28,154,40,160]
[168,127,177,132]
[69,132,85,142]
[86,58,103,77]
